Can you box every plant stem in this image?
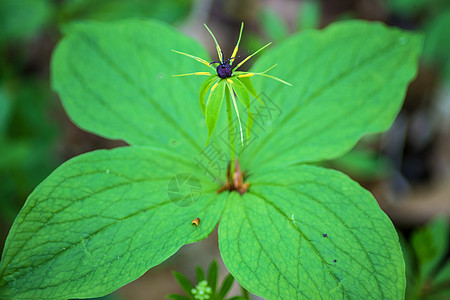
[225,88,235,175]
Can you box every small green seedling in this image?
[167,260,249,300]
[172,23,291,145]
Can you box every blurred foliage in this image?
[296,0,321,30]
[326,145,392,181]
[167,260,249,300]
[0,0,53,44]
[0,79,59,222]
[423,10,450,80]
[401,216,450,299]
[387,0,450,81]
[244,0,321,50]
[59,0,192,24]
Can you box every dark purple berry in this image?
[216,63,232,79]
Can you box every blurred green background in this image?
[0,0,449,299]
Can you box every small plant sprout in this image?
[191,281,212,300]
[172,23,291,148]
[167,260,249,300]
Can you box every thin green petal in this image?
[199,75,219,115]
[226,82,244,146]
[232,78,253,143]
[235,75,264,105]
[230,22,244,65]
[204,24,223,63]
[233,42,272,71]
[205,80,226,144]
[171,49,215,70]
[253,72,292,86]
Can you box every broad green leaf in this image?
[0,146,226,299]
[199,75,218,115]
[0,0,52,43]
[52,19,210,155]
[205,80,226,143]
[242,20,423,171]
[220,164,405,299]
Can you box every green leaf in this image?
[217,274,235,299]
[219,164,405,299]
[242,20,423,171]
[205,80,226,143]
[0,146,226,299]
[0,0,52,43]
[173,271,194,297]
[199,75,218,115]
[411,216,449,281]
[207,260,218,294]
[52,19,210,154]
[195,265,205,282]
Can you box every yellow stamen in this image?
[204,24,224,63]
[230,22,244,65]
[211,82,219,91]
[233,42,272,72]
[171,49,213,69]
[172,72,212,77]
[226,78,234,84]
[237,73,254,78]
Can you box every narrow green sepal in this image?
[234,75,264,105]
[205,80,226,145]
[199,75,218,115]
[231,78,253,143]
[230,78,250,108]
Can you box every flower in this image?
[172,23,291,145]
